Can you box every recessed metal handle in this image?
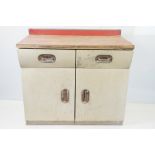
[61,89,69,103]
[81,89,90,103]
[95,55,112,63]
[38,54,56,63]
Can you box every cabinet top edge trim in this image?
[17,48,134,51]
[17,35,134,50]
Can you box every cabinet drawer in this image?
[76,50,133,69]
[18,49,75,68]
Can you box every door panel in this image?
[22,68,75,124]
[75,69,129,124]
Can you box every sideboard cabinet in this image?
[17,29,134,125]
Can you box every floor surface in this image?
[0,100,155,129]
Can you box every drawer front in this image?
[76,50,133,69]
[18,49,75,68]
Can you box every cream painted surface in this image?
[22,68,75,122]
[18,49,75,68]
[75,69,129,123]
[76,50,133,69]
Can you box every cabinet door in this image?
[22,68,75,124]
[75,69,129,124]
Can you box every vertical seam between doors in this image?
[74,50,77,123]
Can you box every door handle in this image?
[61,89,69,103]
[81,89,90,103]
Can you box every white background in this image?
[0,27,155,104]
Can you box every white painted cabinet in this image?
[18,49,133,125]
[17,29,134,125]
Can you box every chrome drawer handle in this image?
[61,89,69,103]
[95,55,112,63]
[38,54,56,63]
[81,89,90,103]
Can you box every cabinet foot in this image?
[26,120,123,125]
[75,121,123,125]
[26,121,74,125]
